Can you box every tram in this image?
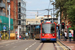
[40,21,57,42]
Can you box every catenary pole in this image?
[9,5,10,40]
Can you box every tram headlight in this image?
[42,34,44,36]
[52,34,55,36]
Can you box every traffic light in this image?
[61,22,65,29]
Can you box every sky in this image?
[25,0,55,19]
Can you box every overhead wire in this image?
[26,11,48,16]
[26,10,45,11]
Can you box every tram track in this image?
[39,43,44,50]
[39,42,57,50]
[53,43,57,50]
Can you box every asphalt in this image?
[0,40,70,50]
[0,40,40,50]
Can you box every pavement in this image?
[58,39,75,50]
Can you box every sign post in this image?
[3,26,6,39]
[0,19,2,40]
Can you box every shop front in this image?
[0,16,13,40]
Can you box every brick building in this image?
[8,0,18,33]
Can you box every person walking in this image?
[25,32,29,40]
[64,31,67,41]
[69,31,72,42]
[62,32,65,41]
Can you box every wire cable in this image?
[26,10,45,11]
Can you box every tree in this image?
[55,0,69,23]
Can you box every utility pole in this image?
[48,9,49,20]
[52,2,54,23]
[9,5,10,40]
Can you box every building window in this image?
[18,8,21,13]
[18,2,21,7]
[18,14,21,19]
[18,20,21,25]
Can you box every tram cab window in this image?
[51,27,55,33]
[42,24,55,33]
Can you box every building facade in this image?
[18,0,26,38]
[0,0,8,17]
[7,0,18,33]
[0,0,14,40]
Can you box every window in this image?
[18,20,21,25]
[42,24,55,33]
[18,14,21,19]
[18,8,21,13]
[18,2,21,7]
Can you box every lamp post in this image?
[52,2,55,23]
[9,5,10,40]
[0,19,2,40]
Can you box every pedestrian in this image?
[25,32,29,40]
[62,32,65,41]
[69,31,72,42]
[64,31,67,41]
[19,36,21,39]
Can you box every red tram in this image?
[40,21,57,42]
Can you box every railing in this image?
[0,1,5,8]
[0,11,6,16]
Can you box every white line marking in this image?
[36,43,43,50]
[25,42,36,50]
[25,48,28,50]
[0,40,17,44]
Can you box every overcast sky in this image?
[25,0,55,19]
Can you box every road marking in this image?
[0,40,17,45]
[5,44,10,46]
[25,42,36,50]
[55,43,60,50]
[0,46,3,48]
[36,43,43,50]
[57,41,68,50]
